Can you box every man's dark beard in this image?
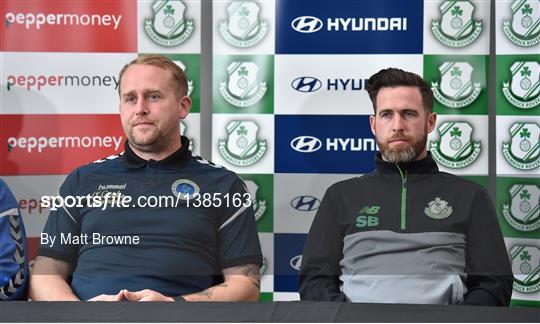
[377,132,427,163]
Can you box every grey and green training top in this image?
[299,153,513,306]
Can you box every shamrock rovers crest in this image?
[174,60,194,96]
[244,180,267,221]
[503,184,540,232]
[218,121,267,166]
[502,61,540,109]
[503,0,540,47]
[509,245,540,293]
[502,122,540,170]
[144,0,194,47]
[430,122,481,168]
[424,197,453,219]
[431,0,483,47]
[432,62,481,108]
[220,62,267,107]
[219,1,268,48]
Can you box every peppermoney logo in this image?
[431,62,481,108]
[244,180,267,221]
[4,12,122,30]
[7,136,123,153]
[502,122,540,170]
[219,62,267,107]
[502,61,540,109]
[219,1,268,48]
[502,184,540,232]
[503,0,540,47]
[291,15,407,33]
[430,122,481,168]
[6,74,119,91]
[431,0,483,47]
[509,245,540,293]
[218,121,267,166]
[144,0,194,47]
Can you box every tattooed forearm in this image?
[193,283,229,299]
[234,264,261,289]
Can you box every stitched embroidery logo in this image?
[171,179,200,200]
[424,197,453,219]
[355,205,380,228]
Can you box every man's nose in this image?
[392,115,405,131]
[135,99,149,116]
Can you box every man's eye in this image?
[125,97,135,103]
[149,94,160,101]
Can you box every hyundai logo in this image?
[291,16,323,33]
[290,255,303,271]
[291,136,322,153]
[291,76,322,93]
[291,196,321,212]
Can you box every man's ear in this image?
[369,114,376,136]
[178,96,192,119]
[427,112,437,134]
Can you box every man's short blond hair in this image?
[118,54,188,98]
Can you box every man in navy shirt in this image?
[0,179,29,301]
[29,55,262,302]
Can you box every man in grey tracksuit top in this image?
[299,68,513,306]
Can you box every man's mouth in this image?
[133,121,154,127]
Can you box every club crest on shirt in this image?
[424,197,453,219]
[171,179,200,200]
